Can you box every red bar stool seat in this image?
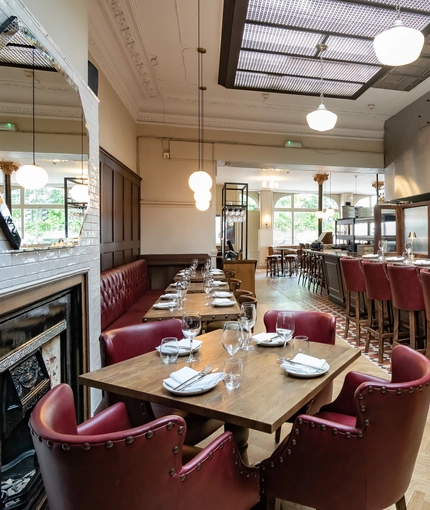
[362,261,394,363]
[340,257,367,346]
[386,264,426,351]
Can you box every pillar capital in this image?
[313,173,329,186]
[0,162,19,175]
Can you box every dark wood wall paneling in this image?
[100,149,141,271]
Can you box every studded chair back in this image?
[260,345,430,510]
[30,384,260,510]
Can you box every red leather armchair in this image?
[260,345,430,510]
[264,310,336,441]
[100,320,223,445]
[30,384,260,510]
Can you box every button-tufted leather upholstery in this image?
[260,345,430,510]
[30,384,260,510]
[100,260,164,332]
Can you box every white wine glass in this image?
[239,303,256,351]
[181,311,201,363]
[203,278,214,306]
[221,321,243,358]
[276,312,295,359]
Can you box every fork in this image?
[174,365,212,391]
[277,357,326,373]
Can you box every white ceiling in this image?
[88,0,430,196]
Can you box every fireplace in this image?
[0,274,88,510]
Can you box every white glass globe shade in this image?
[188,171,212,192]
[373,20,424,66]
[195,200,210,211]
[70,183,90,203]
[194,190,212,202]
[307,103,337,132]
[326,207,335,217]
[315,210,324,219]
[16,164,48,190]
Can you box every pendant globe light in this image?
[373,2,424,66]
[188,0,212,210]
[16,47,48,190]
[307,44,337,132]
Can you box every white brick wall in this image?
[0,0,102,411]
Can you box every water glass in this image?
[159,337,179,364]
[292,335,310,357]
[276,312,295,359]
[223,357,244,390]
[181,311,201,363]
[168,294,178,311]
[402,251,411,265]
[239,303,256,351]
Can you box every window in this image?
[274,193,339,244]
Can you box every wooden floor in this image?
[201,269,430,510]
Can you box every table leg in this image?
[224,422,249,465]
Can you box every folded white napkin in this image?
[212,291,232,298]
[212,298,234,305]
[212,269,223,274]
[212,281,227,286]
[291,353,326,368]
[252,332,279,343]
[161,293,179,299]
[164,366,223,391]
[153,302,176,309]
[362,254,378,258]
[156,339,202,352]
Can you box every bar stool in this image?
[418,268,430,358]
[362,261,394,363]
[340,257,367,346]
[386,265,426,351]
[266,255,280,277]
[284,253,298,277]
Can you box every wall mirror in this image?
[0,10,88,249]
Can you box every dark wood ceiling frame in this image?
[218,0,430,100]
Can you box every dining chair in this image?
[386,264,426,351]
[229,278,242,292]
[30,384,260,510]
[259,345,430,510]
[340,257,368,346]
[361,261,394,363]
[234,289,254,299]
[263,310,336,442]
[418,268,430,358]
[100,321,223,445]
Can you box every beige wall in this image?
[23,0,88,80]
[96,64,137,172]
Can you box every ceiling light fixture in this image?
[188,0,212,211]
[307,44,337,132]
[15,47,48,190]
[373,2,424,66]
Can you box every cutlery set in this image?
[174,365,219,391]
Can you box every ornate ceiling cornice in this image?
[0,102,82,119]
[104,0,160,99]
[137,112,384,141]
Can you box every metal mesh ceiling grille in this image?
[235,70,362,96]
[219,0,430,99]
[238,50,381,83]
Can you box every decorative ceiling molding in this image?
[137,112,384,140]
[0,102,81,119]
[105,0,160,99]
[163,94,389,123]
[0,79,76,95]
[88,32,139,121]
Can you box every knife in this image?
[174,366,211,391]
[176,368,219,391]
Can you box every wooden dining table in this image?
[142,292,241,323]
[173,270,225,283]
[80,330,360,461]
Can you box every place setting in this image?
[278,332,329,378]
[211,297,236,307]
[162,365,224,396]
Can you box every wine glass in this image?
[181,311,201,363]
[378,240,388,256]
[176,281,187,309]
[276,312,295,359]
[405,241,412,256]
[203,277,214,306]
[221,321,243,357]
[239,303,256,351]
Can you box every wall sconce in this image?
[264,214,270,228]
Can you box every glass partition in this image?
[404,205,428,255]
